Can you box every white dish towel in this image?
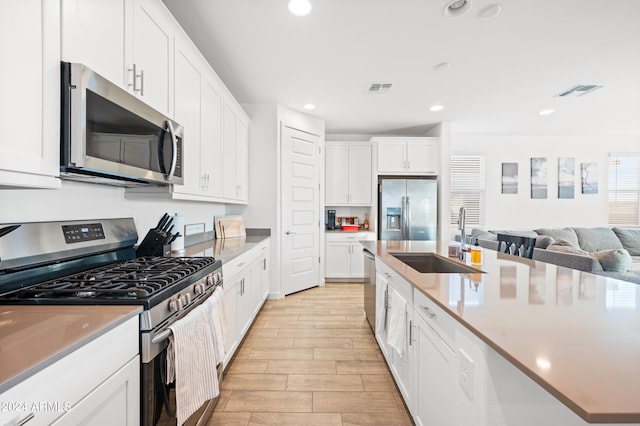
[166,302,220,425]
[203,286,227,365]
[375,274,388,333]
[386,287,407,356]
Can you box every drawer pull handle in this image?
[420,305,436,319]
[236,262,246,268]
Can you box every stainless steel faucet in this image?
[458,206,466,255]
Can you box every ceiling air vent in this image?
[368,83,393,94]
[556,84,603,97]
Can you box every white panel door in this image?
[201,78,223,197]
[281,125,320,295]
[377,140,406,172]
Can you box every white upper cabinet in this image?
[0,0,61,189]
[200,77,224,198]
[130,0,174,115]
[172,37,202,196]
[374,137,439,175]
[325,142,372,206]
[222,102,249,203]
[61,0,126,87]
[62,0,175,115]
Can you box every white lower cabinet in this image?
[413,288,457,426]
[222,238,270,367]
[0,316,139,426]
[375,259,414,411]
[325,232,375,279]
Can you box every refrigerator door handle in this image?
[401,196,407,239]
[406,196,411,239]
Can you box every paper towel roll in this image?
[171,213,185,252]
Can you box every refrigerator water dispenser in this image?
[386,207,402,231]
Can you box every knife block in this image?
[136,229,171,257]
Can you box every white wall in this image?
[0,181,226,242]
[451,134,640,230]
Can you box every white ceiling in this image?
[162,0,640,137]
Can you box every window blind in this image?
[608,155,640,226]
[450,155,486,227]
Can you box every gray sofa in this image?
[468,227,640,284]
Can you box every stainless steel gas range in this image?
[0,218,223,426]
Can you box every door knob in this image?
[285,231,297,235]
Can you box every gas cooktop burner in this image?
[6,256,217,302]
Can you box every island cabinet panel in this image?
[0,0,61,189]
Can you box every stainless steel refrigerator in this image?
[378,176,438,240]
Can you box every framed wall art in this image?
[558,157,575,199]
[501,163,518,194]
[581,162,598,194]
[530,157,547,199]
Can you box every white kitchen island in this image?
[362,240,640,426]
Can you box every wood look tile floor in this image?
[208,283,413,426]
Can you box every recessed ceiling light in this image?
[288,0,312,16]
[303,103,315,110]
[444,0,472,17]
[478,4,502,20]
[539,109,554,116]
[430,105,444,112]
[434,62,451,71]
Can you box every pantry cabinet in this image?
[62,0,175,115]
[325,142,372,206]
[373,137,439,175]
[325,232,375,280]
[0,0,61,189]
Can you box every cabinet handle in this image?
[420,305,436,319]
[409,320,414,346]
[139,69,144,96]
[236,262,246,268]
[285,231,297,235]
[263,258,267,270]
[407,160,411,169]
[128,63,138,92]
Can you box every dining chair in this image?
[496,234,536,259]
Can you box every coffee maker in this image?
[326,209,337,229]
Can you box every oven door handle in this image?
[152,329,172,345]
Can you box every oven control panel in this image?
[62,223,106,243]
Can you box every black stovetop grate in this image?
[6,257,216,301]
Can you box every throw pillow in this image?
[470,228,497,241]
[546,239,590,255]
[591,249,633,272]
[612,228,640,256]
[534,228,580,247]
[573,227,623,252]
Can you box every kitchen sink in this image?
[390,253,482,274]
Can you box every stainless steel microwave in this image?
[61,62,183,186]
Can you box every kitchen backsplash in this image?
[0,181,227,243]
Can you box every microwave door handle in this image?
[166,120,178,180]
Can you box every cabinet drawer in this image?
[376,260,412,303]
[413,288,456,349]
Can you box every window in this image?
[450,155,486,227]
[608,154,640,226]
